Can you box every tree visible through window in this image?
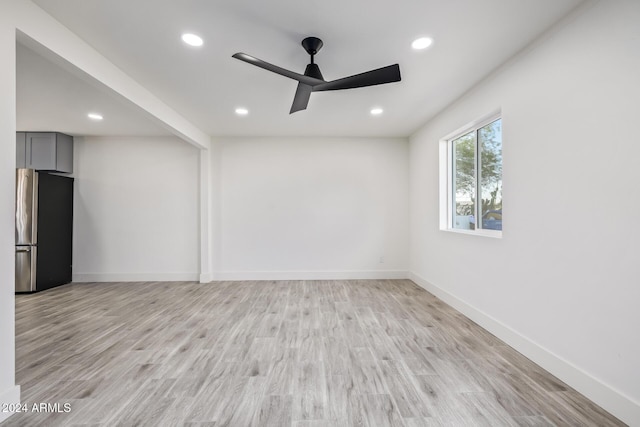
[451,118,502,232]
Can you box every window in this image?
[443,115,502,235]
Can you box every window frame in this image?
[439,111,502,238]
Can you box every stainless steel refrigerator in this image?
[15,168,74,293]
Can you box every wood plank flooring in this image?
[4,280,624,426]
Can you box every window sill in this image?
[441,228,502,239]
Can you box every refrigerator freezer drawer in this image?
[15,246,37,292]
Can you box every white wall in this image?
[214,137,409,280]
[0,6,20,423]
[73,136,200,282]
[409,0,640,424]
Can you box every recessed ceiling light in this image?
[411,37,433,50]
[181,33,203,47]
[235,107,249,116]
[87,113,103,121]
[370,108,384,116]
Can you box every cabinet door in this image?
[55,133,73,173]
[16,132,26,168]
[26,133,57,170]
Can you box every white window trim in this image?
[439,110,502,238]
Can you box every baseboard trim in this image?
[409,272,640,426]
[213,270,409,281]
[199,272,212,283]
[72,272,199,282]
[0,385,21,423]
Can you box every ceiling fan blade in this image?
[290,83,312,114]
[313,64,401,92]
[232,53,325,86]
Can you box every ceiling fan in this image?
[232,37,401,114]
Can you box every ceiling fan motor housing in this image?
[304,63,324,80]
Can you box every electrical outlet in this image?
[379,256,384,264]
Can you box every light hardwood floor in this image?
[4,280,624,426]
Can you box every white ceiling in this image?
[16,42,171,136]
[22,0,582,138]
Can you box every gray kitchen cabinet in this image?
[16,132,26,168]
[24,132,73,173]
